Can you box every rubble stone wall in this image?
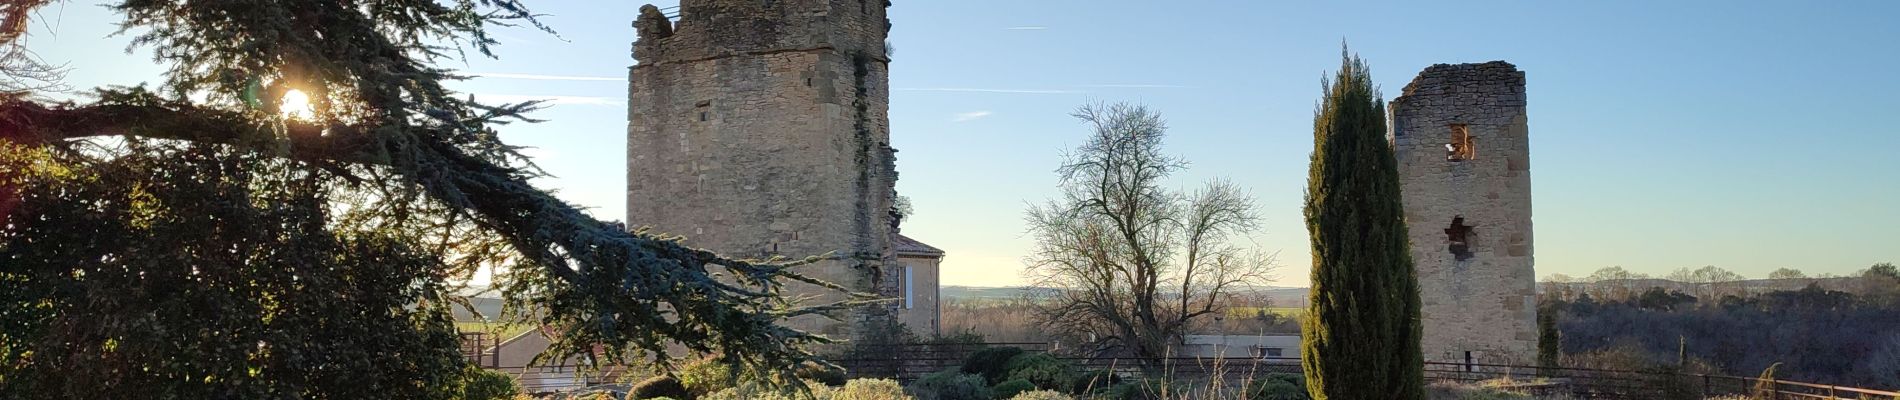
[1391,61,1538,363]
[627,0,898,341]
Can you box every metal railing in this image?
[825,343,1899,400]
[487,364,636,394]
[458,332,500,369]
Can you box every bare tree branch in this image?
[1026,102,1275,364]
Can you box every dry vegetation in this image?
[941,299,1048,343]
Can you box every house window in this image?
[1446,124,1475,161]
[903,264,914,309]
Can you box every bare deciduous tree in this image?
[0,0,67,96]
[1023,102,1274,364]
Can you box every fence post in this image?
[1702,374,1711,397]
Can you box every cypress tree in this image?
[1537,301,1562,372]
[1300,47,1425,400]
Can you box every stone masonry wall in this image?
[1390,61,1538,363]
[626,0,898,342]
[894,255,941,336]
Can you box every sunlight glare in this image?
[281,89,315,120]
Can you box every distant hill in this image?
[1540,276,1863,297]
[939,286,1048,300]
[943,285,1313,307]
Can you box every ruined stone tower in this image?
[1390,61,1537,363]
[625,0,898,341]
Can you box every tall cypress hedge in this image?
[1300,48,1425,400]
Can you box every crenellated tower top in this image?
[633,0,890,65]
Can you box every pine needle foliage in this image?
[0,0,869,396]
[1299,47,1425,400]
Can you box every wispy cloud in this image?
[1006,26,1049,31]
[951,111,993,122]
[472,94,625,106]
[1079,84,1194,89]
[466,72,626,82]
[895,87,1080,94]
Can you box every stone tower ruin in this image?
[625,0,898,342]
[1390,61,1537,364]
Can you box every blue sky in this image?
[29,1,1899,287]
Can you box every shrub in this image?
[699,380,832,400]
[911,369,993,400]
[797,363,850,387]
[990,379,1035,399]
[1007,390,1073,400]
[629,375,690,400]
[961,347,1025,384]
[1001,353,1072,390]
[1246,373,1309,400]
[460,367,521,400]
[833,378,912,400]
[676,359,736,398]
[1100,380,1178,400]
[1067,370,1121,394]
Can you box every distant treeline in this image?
[1543,262,1900,389]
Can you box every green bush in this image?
[676,359,736,398]
[699,380,832,400]
[1007,390,1074,400]
[1246,373,1310,400]
[1000,353,1072,390]
[1067,370,1120,394]
[629,375,690,400]
[990,379,1035,399]
[796,363,850,387]
[960,347,1025,384]
[833,378,912,400]
[1100,379,1180,400]
[459,366,521,400]
[911,369,992,400]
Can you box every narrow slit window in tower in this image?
[1446,124,1475,161]
[1446,216,1475,261]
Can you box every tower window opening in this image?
[699,111,708,121]
[1446,124,1475,161]
[1446,216,1475,261]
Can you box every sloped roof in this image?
[893,233,945,258]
